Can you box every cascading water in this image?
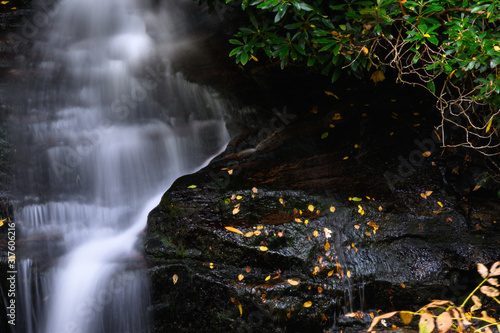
[8,0,235,332]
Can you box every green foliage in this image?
[198,0,500,155]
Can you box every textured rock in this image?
[144,80,500,332]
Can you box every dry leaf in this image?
[225,226,244,236]
[330,206,336,213]
[313,230,319,237]
[238,301,243,317]
[324,241,331,251]
[259,246,268,252]
[246,266,251,273]
[232,207,240,215]
[478,263,489,278]
[419,313,435,333]
[265,275,271,281]
[287,278,300,286]
[354,225,360,229]
[347,270,351,278]
[489,261,500,276]
[308,204,314,212]
[238,274,244,281]
[244,231,254,237]
[228,169,233,175]
[252,187,258,193]
[436,311,452,333]
[303,301,313,308]
[471,295,482,312]
[327,270,334,277]
[422,151,432,157]
[480,286,499,297]
[172,274,178,284]
[488,278,499,287]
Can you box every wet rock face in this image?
[144,78,500,331]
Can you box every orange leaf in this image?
[225,226,244,236]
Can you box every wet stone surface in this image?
[144,73,500,332]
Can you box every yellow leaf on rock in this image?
[347,270,351,278]
[288,278,300,286]
[252,187,258,193]
[294,218,302,223]
[422,151,431,157]
[308,204,314,212]
[354,225,360,229]
[232,207,240,215]
[225,226,244,235]
[328,270,334,277]
[172,274,178,284]
[254,230,261,236]
[313,230,319,237]
[227,169,233,175]
[238,274,244,281]
[330,206,335,213]
[1,1,9,4]
[236,195,243,200]
[245,231,254,237]
[238,302,243,316]
[265,275,271,281]
[303,301,313,308]
[324,241,331,251]
[259,246,268,252]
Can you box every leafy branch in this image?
[368,261,500,333]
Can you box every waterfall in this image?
[8,0,234,331]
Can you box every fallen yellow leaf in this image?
[330,206,335,213]
[313,230,319,237]
[265,275,271,281]
[422,151,431,157]
[238,274,244,281]
[232,207,240,215]
[308,204,314,212]
[287,278,300,286]
[259,246,268,252]
[225,226,244,235]
[324,241,331,251]
[303,301,313,308]
[486,116,493,133]
[173,274,178,284]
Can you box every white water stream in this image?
[10,0,233,332]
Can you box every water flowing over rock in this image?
[2,0,240,332]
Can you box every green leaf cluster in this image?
[199,0,500,135]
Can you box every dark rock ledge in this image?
[144,85,500,332]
